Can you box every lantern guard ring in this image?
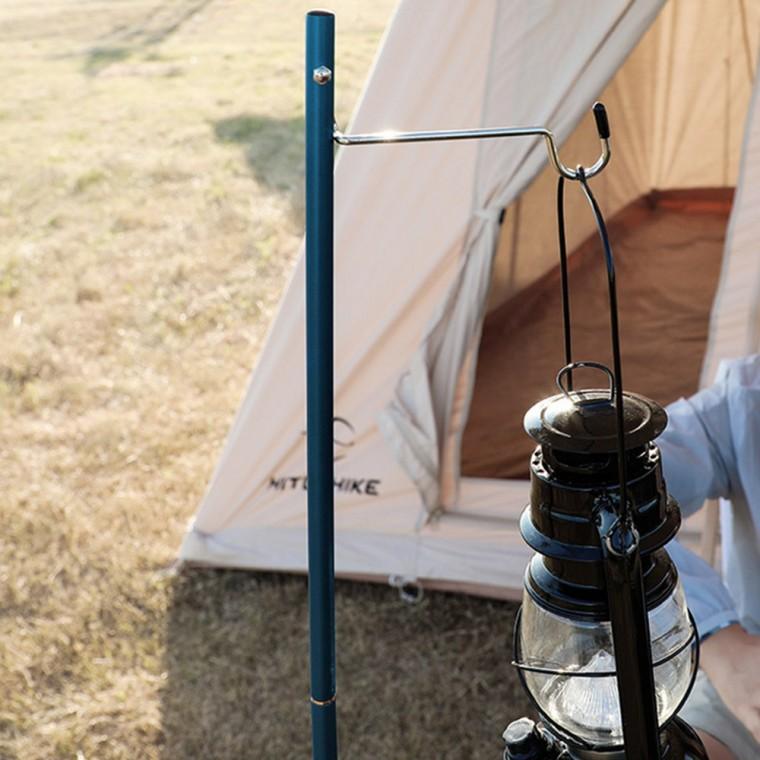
[512,611,699,679]
[510,606,702,752]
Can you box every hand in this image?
[699,623,760,744]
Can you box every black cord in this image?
[576,168,630,525]
[557,176,573,390]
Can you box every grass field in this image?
[0,2,530,757]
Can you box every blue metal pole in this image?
[305,10,338,760]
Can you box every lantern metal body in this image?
[502,376,708,759]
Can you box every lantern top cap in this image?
[524,388,667,454]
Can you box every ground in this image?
[0,2,530,757]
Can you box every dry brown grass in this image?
[0,2,530,758]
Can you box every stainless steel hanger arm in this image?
[332,102,611,181]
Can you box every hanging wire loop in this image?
[556,361,615,402]
[334,102,612,181]
[575,167,630,523]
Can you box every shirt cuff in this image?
[696,611,740,642]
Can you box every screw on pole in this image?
[313,66,332,84]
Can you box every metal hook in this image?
[333,102,611,181]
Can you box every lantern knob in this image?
[502,718,552,759]
[593,101,611,139]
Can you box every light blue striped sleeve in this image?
[659,392,739,639]
[665,540,738,639]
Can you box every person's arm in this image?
[662,367,760,746]
[665,540,738,639]
[703,358,760,745]
[660,393,739,637]
[700,623,760,744]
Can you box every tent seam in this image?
[436,0,502,507]
[700,50,760,386]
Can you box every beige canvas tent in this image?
[180,0,760,598]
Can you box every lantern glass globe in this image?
[518,581,696,746]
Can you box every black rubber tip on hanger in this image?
[593,102,610,139]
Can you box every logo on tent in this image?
[267,416,382,496]
[332,416,354,462]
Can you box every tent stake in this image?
[305,10,338,760]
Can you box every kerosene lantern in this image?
[501,173,709,759]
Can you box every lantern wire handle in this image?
[575,167,630,524]
[553,106,630,523]
[557,176,573,390]
[555,105,613,416]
